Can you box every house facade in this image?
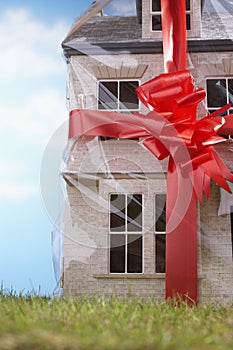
[60,0,233,302]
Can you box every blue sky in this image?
[0,0,136,296]
[0,0,99,295]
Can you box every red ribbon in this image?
[68,0,233,303]
[161,0,187,72]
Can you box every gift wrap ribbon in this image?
[68,0,233,303]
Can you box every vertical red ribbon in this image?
[161,0,187,73]
[166,158,198,303]
[161,0,198,303]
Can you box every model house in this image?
[60,0,233,302]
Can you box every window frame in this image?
[206,77,233,116]
[97,79,140,113]
[150,0,192,33]
[154,193,166,274]
[109,193,144,274]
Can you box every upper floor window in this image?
[155,194,166,273]
[109,194,143,273]
[206,78,233,116]
[151,0,191,31]
[98,80,140,113]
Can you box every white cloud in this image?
[0,8,67,81]
[0,88,67,144]
[0,162,27,174]
[0,8,68,143]
[105,0,136,16]
[0,8,69,202]
[0,183,38,200]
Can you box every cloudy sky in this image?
[0,0,136,295]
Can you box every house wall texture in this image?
[67,52,233,118]
[199,183,233,303]
[62,0,233,302]
[63,176,167,299]
[63,138,233,303]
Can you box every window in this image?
[155,194,166,273]
[98,80,139,113]
[151,0,191,31]
[109,194,143,273]
[206,78,233,116]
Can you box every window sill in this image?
[93,274,166,279]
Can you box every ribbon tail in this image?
[166,158,198,304]
[203,174,211,199]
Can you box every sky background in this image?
[0,0,137,296]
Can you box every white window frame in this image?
[154,193,166,274]
[97,79,140,113]
[109,193,144,274]
[150,0,162,33]
[205,77,233,116]
[150,0,192,33]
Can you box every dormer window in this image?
[151,0,191,32]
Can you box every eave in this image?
[62,39,233,58]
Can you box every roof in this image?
[62,0,233,57]
[66,16,141,44]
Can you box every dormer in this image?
[140,0,202,39]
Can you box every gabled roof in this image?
[62,0,233,57]
[66,16,141,44]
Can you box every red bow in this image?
[136,70,233,202]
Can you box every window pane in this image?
[110,194,125,232]
[152,0,161,12]
[152,15,162,31]
[186,14,191,30]
[228,79,233,107]
[186,0,190,11]
[155,194,166,232]
[207,79,227,108]
[155,234,166,273]
[110,235,125,273]
[127,235,142,273]
[119,81,139,110]
[127,194,142,232]
[98,81,118,110]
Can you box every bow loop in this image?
[136,70,194,112]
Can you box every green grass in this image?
[0,291,232,350]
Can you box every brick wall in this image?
[66,51,233,118]
[63,138,233,303]
[199,183,233,303]
[63,47,233,303]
